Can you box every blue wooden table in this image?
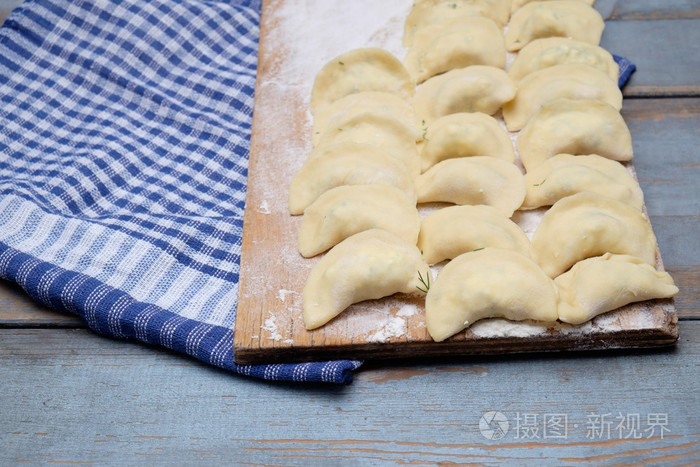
[1,1,699,464]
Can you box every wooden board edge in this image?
[233,0,279,355]
[234,299,679,365]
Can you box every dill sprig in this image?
[533,178,547,187]
[416,270,431,293]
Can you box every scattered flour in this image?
[396,303,419,317]
[366,316,407,343]
[277,289,296,303]
[261,314,282,341]
[556,321,595,336]
[256,200,270,214]
[470,319,548,338]
[511,208,546,239]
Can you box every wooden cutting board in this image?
[232,0,678,365]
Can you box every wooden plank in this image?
[1,325,699,464]
[601,20,700,97]
[622,98,700,216]
[234,0,681,365]
[595,0,700,20]
[667,265,700,320]
[0,279,84,327]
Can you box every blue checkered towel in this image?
[0,0,633,384]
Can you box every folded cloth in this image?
[0,0,361,384]
[0,0,634,384]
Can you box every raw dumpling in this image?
[289,142,415,215]
[312,92,421,145]
[556,253,678,324]
[404,16,505,83]
[418,205,530,264]
[420,113,515,172]
[310,48,414,115]
[503,64,622,131]
[303,229,431,330]
[523,154,644,210]
[413,66,516,125]
[508,37,618,83]
[530,192,658,278]
[517,98,633,171]
[505,0,604,52]
[510,0,595,13]
[298,185,420,258]
[404,0,510,46]
[425,248,558,342]
[416,157,525,217]
[314,112,421,178]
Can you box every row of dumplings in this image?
[290,0,678,340]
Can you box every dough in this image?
[556,253,678,324]
[425,248,558,342]
[418,205,530,264]
[303,229,431,329]
[530,192,658,278]
[404,16,505,83]
[298,185,420,257]
[416,156,525,217]
[508,37,618,83]
[413,66,516,125]
[503,64,622,131]
[310,48,413,114]
[505,0,604,52]
[419,112,515,172]
[289,142,415,215]
[517,98,633,171]
[522,154,644,210]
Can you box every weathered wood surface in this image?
[1,325,699,465]
[602,19,700,97]
[594,0,700,21]
[0,1,698,464]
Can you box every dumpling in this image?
[404,16,506,83]
[517,99,633,171]
[298,185,420,258]
[420,113,515,172]
[310,48,414,115]
[404,0,510,46]
[418,205,531,265]
[503,64,622,131]
[289,142,415,215]
[508,37,619,83]
[523,154,644,210]
[504,0,604,52]
[416,157,525,217]
[510,0,595,13]
[413,66,516,125]
[556,253,679,324]
[303,229,431,330]
[314,113,421,178]
[530,192,658,278]
[312,91,421,145]
[425,248,558,342]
